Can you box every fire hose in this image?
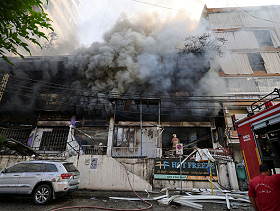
[52,162,153,211]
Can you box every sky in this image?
[76,0,280,47]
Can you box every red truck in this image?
[234,88,280,180]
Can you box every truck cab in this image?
[235,88,280,180]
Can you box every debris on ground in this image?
[110,187,251,210]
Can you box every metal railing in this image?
[250,88,280,114]
[32,145,108,155]
[111,146,160,158]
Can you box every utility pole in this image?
[0,73,9,102]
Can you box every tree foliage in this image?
[0,0,53,65]
[178,33,226,58]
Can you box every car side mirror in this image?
[1,168,7,173]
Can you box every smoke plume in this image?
[1,12,227,120]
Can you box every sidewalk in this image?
[72,189,153,198]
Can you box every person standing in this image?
[171,134,180,156]
[248,163,280,211]
[98,143,104,155]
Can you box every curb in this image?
[72,190,150,198]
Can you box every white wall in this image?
[0,155,238,192]
[67,155,153,191]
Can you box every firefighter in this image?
[98,143,103,155]
[171,134,180,155]
[248,164,280,211]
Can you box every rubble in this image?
[110,148,251,210]
[110,187,251,210]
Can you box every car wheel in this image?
[33,184,52,205]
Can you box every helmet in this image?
[173,134,177,138]
[99,143,103,146]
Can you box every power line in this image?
[4,78,267,101]
[6,92,39,119]
[94,0,111,41]
[231,1,280,24]
[3,86,262,107]
[195,0,205,5]
[130,0,191,14]
[2,88,253,116]
[4,74,276,99]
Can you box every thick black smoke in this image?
[0,13,226,121]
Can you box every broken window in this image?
[113,127,135,147]
[0,127,32,145]
[253,30,273,47]
[247,53,266,72]
[39,128,68,151]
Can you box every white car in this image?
[0,160,80,204]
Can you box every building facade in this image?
[200,5,280,169]
[17,0,82,56]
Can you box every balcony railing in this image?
[111,146,161,158]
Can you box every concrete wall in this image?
[114,158,213,190]
[0,156,32,169]
[153,179,213,189]
[67,155,153,191]
[218,162,230,189]
[116,158,154,185]
[0,155,236,191]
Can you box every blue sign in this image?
[154,159,217,181]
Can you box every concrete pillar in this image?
[227,161,239,190]
[218,163,230,189]
[106,117,114,157]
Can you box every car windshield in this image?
[63,163,79,173]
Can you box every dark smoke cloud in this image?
[68,13,202,93]
[1,13,226,119]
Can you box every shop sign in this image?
[154,159,217,181]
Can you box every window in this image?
[27,163,43,172]
[75,0,81,8]
[6,163,29,173]
[70,4,79,20]
[254,30,273,47]
[63,163,79,172]
[43,164,58,172]
[43,0,54,15]
[61,3,65,12]
[39,128,68,151]
[247,53,266,71]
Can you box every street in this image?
[0,190,254,211]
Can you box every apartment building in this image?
[199,5,280,161]
[19,0,82,56]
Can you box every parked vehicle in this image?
[0,160,80,204]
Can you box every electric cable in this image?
[94,0,111,41]
[2,86,262,109]
[4,73,277,100]
[231,0,280,24]
[130,0,190,14]
[3,83,269,103]
[6,92,39,119]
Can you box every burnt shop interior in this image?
[253,122,280,174]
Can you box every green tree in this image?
[0,0,53,66]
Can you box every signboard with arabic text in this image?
[154,159,217,181]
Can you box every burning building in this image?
[0,12,236,190]
[0,13,227,157]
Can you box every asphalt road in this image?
[0,190,255,211]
